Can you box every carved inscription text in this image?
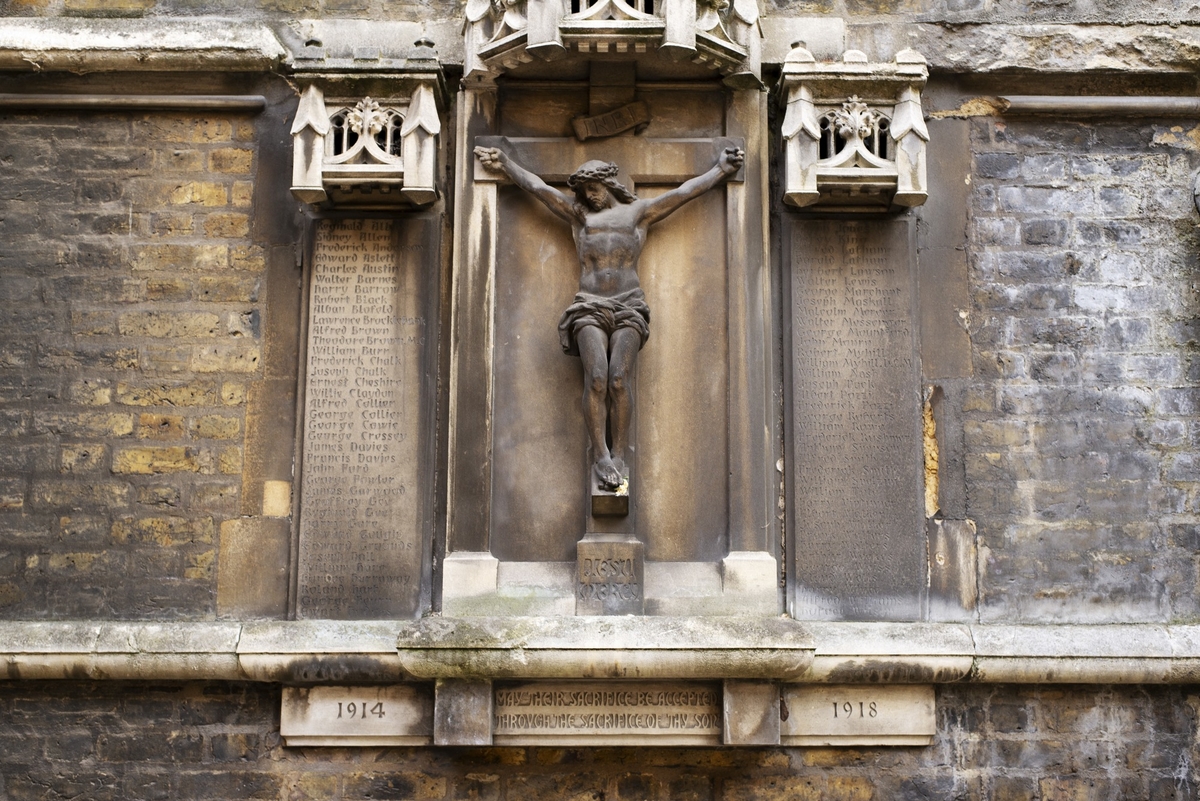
[494,682,721,742]
[297,219,430,619]
[790,220,924,620]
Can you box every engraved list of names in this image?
[297,219,434,619]
[789,220,925,621]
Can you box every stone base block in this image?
[577,537,644,616]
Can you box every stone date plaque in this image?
[297,219,438,619]
[281,685,433,747]
[781,685,935,746]
[493,682,722,745]
[787,219,925,620]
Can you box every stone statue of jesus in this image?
[475,145,745,491]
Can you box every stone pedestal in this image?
[576,537,644,616]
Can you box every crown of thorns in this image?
[567,161,621,188]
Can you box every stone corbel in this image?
[779,44,928,212]
[289,81,443,208]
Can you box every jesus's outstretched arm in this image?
[474,146,578,223]
[639,146,744,226]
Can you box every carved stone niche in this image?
[464,0,761,85]
[290,55,446,208]
[780,45,928,212]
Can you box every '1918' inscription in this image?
[297,219,433,619]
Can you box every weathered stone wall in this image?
[0,78,300,619]
[965,115,1200,623]
[0,681,1195,800]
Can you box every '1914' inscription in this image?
[297,219,433,619]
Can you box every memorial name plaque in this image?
[297,218,437,619]
[781,685,935,746]
[493,682,722,745]
[788,219,925,621]
[281,685,434,747]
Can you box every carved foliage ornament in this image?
[780,46,929,211]
[464,0,760,84]
[290,84,441,207]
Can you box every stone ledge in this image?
[0,18,287,71]
[0,18,1194,75]
[3,620,1200,684]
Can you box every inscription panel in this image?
[281,685,433,746]
[782,684,935,746]
[297,219,436,619]
[788,219,924,620]
[493,682,722,745]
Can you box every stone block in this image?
[281,685,433,746]
[722,680,780,745]
[441,552,499,616]
[434,679,493,746]
[781,685,936,746]
[216,517,288,618]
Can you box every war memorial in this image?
[2,0,1200,797]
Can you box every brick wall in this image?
[0,682,1194,800]
[0,108,270,618]
[965,116,1200,623]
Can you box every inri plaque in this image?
[788,219,925,620]
[297,219,437,619]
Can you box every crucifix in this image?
[473,134,744,615]
[475,143,744,497]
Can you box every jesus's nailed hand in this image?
[719,147,745,174]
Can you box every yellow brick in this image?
[234,119,257,141]
[192,345,261,374]
[221,382,247,406]
[204,213,250,238]
[209,148,253,174]
[184,549,217,580]
[191,415,241,440]
[137,413,185,440]
[168,181,228,206]
[118,311,221,338]
[71,310,114,336]
[48,552,102,572]
[60,444,107,474]
[0,489,22,511]
[158,149,204,171]
[113,515,213,546]
[232,181,254,207]
[218,446,243,475]
[723,777,821,801]
[33,412,133,437]
[67,378,112,407]
[145,276,192,301]
[113,446,200,475]
[826,777,873,801]
[0,582,22,606]
[132,244,227,272]
[150,212,195,237]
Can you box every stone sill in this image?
[1,619,1199,685]
[1,18,1194,76]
